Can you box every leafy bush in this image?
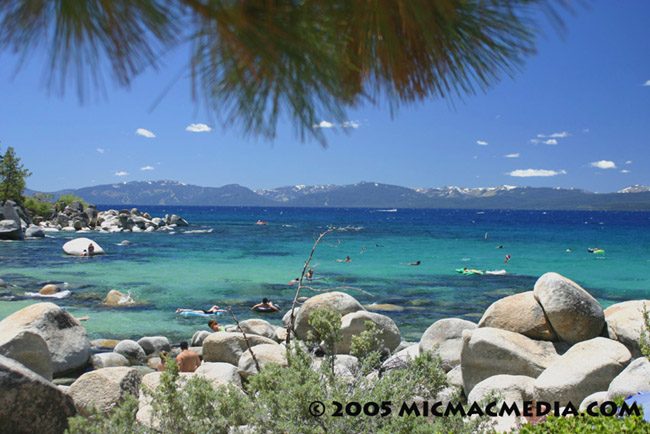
[639,305,650,359]
[58,193,88,208]
[24,195,54,218]
[68,309,489,434]
[350,320,383,374]
[517,400,647,434]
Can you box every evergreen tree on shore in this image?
[0,146,31,205]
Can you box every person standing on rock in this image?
[176,341,201,372]
[87,243,95,256]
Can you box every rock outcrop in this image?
[0,302,91,376]
[69,367,144,416]
[478,291,557,341]
[419,318,476,372]
[533,272,605,345]
[0,354,76,433]
[294,292,365,341]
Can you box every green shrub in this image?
[639,305,650,359]
[24,195,54,218]
[517,401,647,434]
[350,320,383,374]
[58,193,88,208]
[68,311,489,434]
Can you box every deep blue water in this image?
[1,206,649,342]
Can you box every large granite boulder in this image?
[533,272,605,345]
[381,344,420,372]
[0,329,52,380]
[137,336,170,356]
[25,225,45,238]
[103,289,134,305]
[534,337,632,406]
[294,292,365,341]
[0,201,24,240]
[335,311,401,354]
[606,357,650,401]
[0,302,91,375]
[191,330,211,347]
[238,319,278,341]
[69,367,143,416]
[202,332,278,365]
[604,300,650,357]
[467,375,536,408]
[478,291,557,341]
[169,214,189,226]
[238,344,287,379]
[419,318,476,372]
[114,340,147,365]
[0,355,76,433]
[461,327,562,394]
[91,352,131,369]
[195,362,243,389]
[0,219,22,240]
[579,391,609,412]
[62,237,105,256]
[283,307,300,327]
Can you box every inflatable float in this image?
[455,268,485,275]
[177,311,224,318]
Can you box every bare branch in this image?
[226,305,261,373]
[285,226,367,346]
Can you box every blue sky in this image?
[1,1,649,194]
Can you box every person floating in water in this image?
[337,256,351,262]
[408,260,421,266]
[175,305,225,315]
[252,298,280,312]
[306,268,314,280]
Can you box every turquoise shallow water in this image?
[1,207,649,342]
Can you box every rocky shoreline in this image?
[1,271,649,432]
[0,199,189,241]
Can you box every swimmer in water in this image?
[408,260,421,266]
[252,298,280,312]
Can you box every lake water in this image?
[1,206,649,342]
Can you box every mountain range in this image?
[26,181,650,211]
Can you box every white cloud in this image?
[341,120,360,128]
[136,128,156,138]
[476,140,488,146]
[140,166,155,171]
[185,123,212,133]
[583,128,590,133]
[313,121,334,128]
[530,139,540,144]
[626,160,632,165]
[96,148,105,154]
[543,139,558,145]
[621,169,630,173]
[114,171,128,176]
[590,160,617,169]
[643,80,650,86]
[550,132,569,138]
[504,153,520,158]
[313,120,360,129]
[508,169,567,177]
[537,134,546,138]
[473,155,478,160]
